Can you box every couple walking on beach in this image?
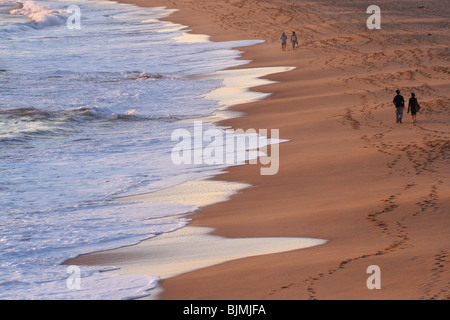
[393,89,421,123]
[280,31,299,51]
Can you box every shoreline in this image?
[68,0,449,300]
[64,0,323,299]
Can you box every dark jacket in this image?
[393,94,404,108]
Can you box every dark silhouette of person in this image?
[393,89,405,123]
[408,92,419,123]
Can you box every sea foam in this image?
[9,0,66,28]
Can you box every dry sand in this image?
[69,0,449,299]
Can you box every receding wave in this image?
[0,106,204,143]
[0,107,75,142]
[80,72,165,83]
[0,107,54,119]
[68,107,199,123]
[0,106,194,121]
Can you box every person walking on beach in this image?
[408,92,420,123]
[280,32,287,51]
[291,31,299,50]
[393,89,405,123]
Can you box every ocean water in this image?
[0,0,263,299]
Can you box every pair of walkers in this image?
[280,31,298,51]
[393,90,421,123]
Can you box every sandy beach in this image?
[68,0,449,299]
